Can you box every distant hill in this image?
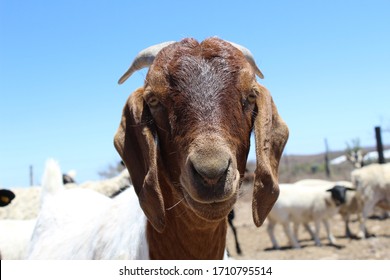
[246,146,390,183]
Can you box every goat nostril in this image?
[190,159,230,185]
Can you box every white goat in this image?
[296,180,367,239]
[267,181,353,249]
[0,168,130,220]
[27,159,148,259]
[0,161,131,259]
[0,160,62,260]
[351,163,390,238]
[0,219,35,259]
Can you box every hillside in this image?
[246,146,390,183]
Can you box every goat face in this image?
[327,185,356,206]
[114,38,289,232]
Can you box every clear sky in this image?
[1,0,389,187]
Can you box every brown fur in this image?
[114,37,289,259]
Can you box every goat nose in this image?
[190,156,230,185]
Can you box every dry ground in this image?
[226,183,390,260]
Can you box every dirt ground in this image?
[226,183,390,260]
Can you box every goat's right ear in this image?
[114,88,166,233]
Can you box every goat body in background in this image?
[351,163,390,238]
[266,181,354,249]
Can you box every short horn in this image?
[118,41,176,85]
[227,41,264,79]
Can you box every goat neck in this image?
[146,203,227,260]
[144,162,228,260]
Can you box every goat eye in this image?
[147,96,160,107]
[247,92,257,104]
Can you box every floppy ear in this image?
[114,88,166,233]
[252,85,289,227]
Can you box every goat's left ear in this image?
[252,85,289,227]
[114,89,166,233]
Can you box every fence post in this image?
[324,138,331,178]
[29,165,34,186]
[375,126,385,164]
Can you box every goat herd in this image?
[1,38,389,260]
[226,166,390,259]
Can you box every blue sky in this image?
[1,0,389,187]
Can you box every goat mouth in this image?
[183,191,238,221]
[180,168,240,221]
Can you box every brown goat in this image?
[114,37,289,259]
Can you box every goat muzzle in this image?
[180,145,240,221]
[190,153,230,187]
